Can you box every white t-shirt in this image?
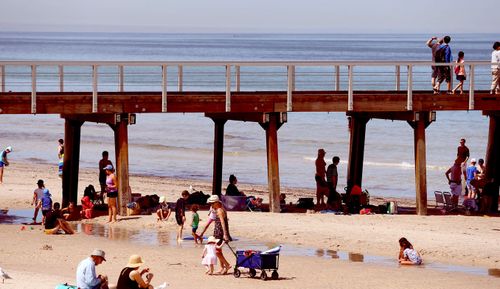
[34,188,44,201]
[403,248,422,264]
[492,50,500,70]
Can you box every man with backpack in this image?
[426,36,443,89]
[434,35,453,94]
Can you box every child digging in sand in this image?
[201,236,225,275]
[398,237,422,265]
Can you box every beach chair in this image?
[442,192,464,212]
[434,191,445,208]
[221,195,247,211]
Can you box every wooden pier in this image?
[1,60,499,215]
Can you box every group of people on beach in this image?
[427,36,500,95]
[445,138,496,213]
[315,149,342,209]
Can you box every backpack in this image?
[435,46,446,63]
[454,61,461,75]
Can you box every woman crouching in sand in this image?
[398,237,422,265]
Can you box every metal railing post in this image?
[162,64,167,112]
[178,65,183,92]
[235,65,240,92]
[335,65,340,91]
[396,65,400,91]
[0,65,4,92]
[92,64,98,113]
[119,65,124,92]
[407,65,413,110]
[287,65,295,111]
[348,65,353,111]
[58,65,64,92]
[225,65,231,112]
[31,65,37,114]
[468,64,474,110]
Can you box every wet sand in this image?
[0,162,499,289]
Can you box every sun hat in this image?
[37,179,44,185]
[207,236,219,244]
[159,196,166,203]
[470,158,477,163]
[103,164,114,171]
[43,188,51,196]
[5,146,12,152]
[91,249,106,261]
[126,254,145,268]
[207,195,220,203]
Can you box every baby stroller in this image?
[227,244,281,280]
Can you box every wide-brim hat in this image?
[91,249,106,261]
[207,195,220,203]
[207,236,219,244]
[159,196,166,203]
[103,164,114,171]
[126,254,145,268]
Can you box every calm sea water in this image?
[0,32,499,198]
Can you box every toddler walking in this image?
[202,236,225,275]
[191,204,202,244]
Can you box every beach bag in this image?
[454,63,460,75]
[297,198,314,209]
[435,46,446,63]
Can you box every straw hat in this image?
[126,255,145,268]
[159,196,166,203]
[207,195,220,203]
[207,236,219,244]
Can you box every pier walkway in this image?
[1,60,499,214]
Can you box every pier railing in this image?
[0,60,495,113]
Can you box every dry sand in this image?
[0,162,499,289]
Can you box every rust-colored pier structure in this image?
[1,60,499,215]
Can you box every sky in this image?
[0,0,497,34]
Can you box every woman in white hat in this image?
[116,255,154,289]
[200,195,232,274]
[156,196,171,222]
[0,146,12,184]
[104,165,118,223]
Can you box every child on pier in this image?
[201,236,225,275]
[398,237,422,265]
[452,51,466,94]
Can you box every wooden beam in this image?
[261,113,283,213]
[206,112,268,123]
[62,119,83,207]
[409,115,431,216]
[112,114,131,215]
[61,113,118,124]
[347,115,369,190]
[210,118,226,195]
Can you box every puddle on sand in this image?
[2,209,499,278]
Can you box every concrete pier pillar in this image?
[211,118,227,195]
[113,114,131,215]
[347,115,369,190]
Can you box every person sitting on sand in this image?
[156,196,172,222]
[81,196,94,219]
[61,201,81,221]
[116,255,154,289]
[44,202,75,235]
[76,249,109,289]
[398,237,422,265]
[225,174,245,197]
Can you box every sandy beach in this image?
[0,162,499,289]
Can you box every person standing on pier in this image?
[452,51,466,94]
[491,41,500,95]
[315,149,329,206]
[0,146,12,184]
[434,36,453,94]
[426,36,443,89]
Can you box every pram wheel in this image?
[233,269,241,278]
[271,270,279,280]
[249,268,256,278]
[260,271,268,280]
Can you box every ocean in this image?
[0,32,499,198]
